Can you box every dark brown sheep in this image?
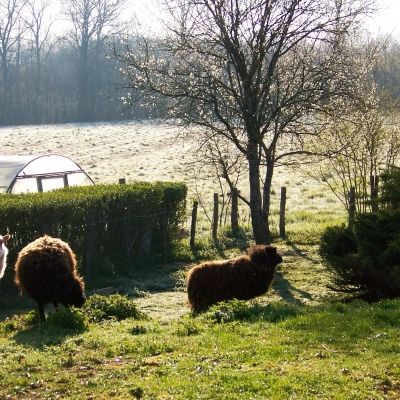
[187,245,282,311]
[14,235,86,321]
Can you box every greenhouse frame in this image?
[0,154,94,194]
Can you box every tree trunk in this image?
[248,147,270,244]
[33,35,42,124]
[78,41,89,121]
[0,53,9,124]
[262,154,274,242]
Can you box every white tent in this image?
[0,154,94,194]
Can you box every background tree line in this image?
[1,0,400,127]
[0,0,156,125]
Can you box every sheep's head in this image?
[247,245,283,269]
[60,277,87,308]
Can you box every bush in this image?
[319,225,358,261]
[0,181,187,283]
[205,299,300,324]
[83,294,147,323]
[319,168,400,301]
[46,307,89,332]
[0,311,40,333]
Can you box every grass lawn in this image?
[1,295,399,399]
[0,121,399,398]
[1,233,399,399]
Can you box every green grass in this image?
[0,299,399,399]
[1,196,398,399]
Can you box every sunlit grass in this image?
[1,299,399,399]
[1,145,395,398]
[1,199,398,399]
[268,208,347,246]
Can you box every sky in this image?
[132,0,400,37]
[49,0,400,37]
[368,0,400,36]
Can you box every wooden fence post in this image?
[348,187,355,230]
[213,193,218,242]
[85,215,94,280]
[280,187,286,238]
[190,200,198,248]
[370,175,379,212]
[231,189,239,233]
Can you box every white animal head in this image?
[0,234,10,279]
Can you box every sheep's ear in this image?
[265,245,276,253]
[1,234,10,243]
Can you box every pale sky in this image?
[133,0,400,37]
[50,0,400,37]
[369,0,400,36]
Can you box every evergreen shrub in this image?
[319,167,400,301]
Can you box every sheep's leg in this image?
[37,303,46,322]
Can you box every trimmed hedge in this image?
[0,182,187,283]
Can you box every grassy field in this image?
[0,121,399,399]
[1,282,400,399]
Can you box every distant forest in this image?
[0,0,155,126]
[1,0,400,126]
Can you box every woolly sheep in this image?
[0,234,10,279]
[187,245,282,311]
[14,235,86,321]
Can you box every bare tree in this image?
[62,0,127,121]
[114,0,376,244]
[24,0,58,123]
[0,0,28,124]
[190,132,248,231]
[311,37,400,214]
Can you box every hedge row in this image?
[0,181,187,283]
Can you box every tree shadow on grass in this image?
[272,244,319,304]
[285,240,317,263]
[273,272,313,304]
[87,262,189,297]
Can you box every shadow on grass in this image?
[2,303,87,349]
[285,240,316,262]
[0,284,36,322]
[272,241,324,304]
[11,324,75,348]
[87,262,189,296]
[273,272,313,304]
